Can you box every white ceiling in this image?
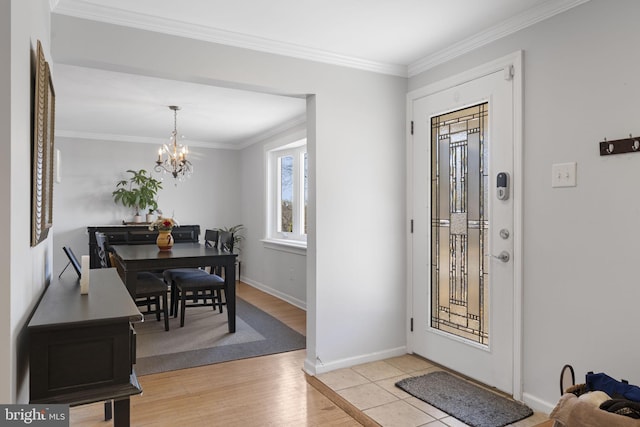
[53,64,306,149]
[51,0,589,149]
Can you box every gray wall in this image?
[409,0,640,411]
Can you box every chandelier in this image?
[155,105,193,181]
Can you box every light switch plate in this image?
[551,162,577,187]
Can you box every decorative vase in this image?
[156,230,174,251]
[146,213,155,223]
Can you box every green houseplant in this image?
[112,169,163,222]
[217,224,245,253]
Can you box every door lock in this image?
[492,251,510,263]
[497,172,509,200]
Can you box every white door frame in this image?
[406,50,524,400]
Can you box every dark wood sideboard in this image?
[28,268,143,427]
[87,224,200,268]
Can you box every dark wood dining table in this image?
[110,243,238,332]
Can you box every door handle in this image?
[492,251,510,263]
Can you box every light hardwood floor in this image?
[69,282,360,426]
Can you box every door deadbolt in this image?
[497,172,509,201]
[499,229,510,239]
[492,251,510,263]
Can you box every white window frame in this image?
[265,139,307,250]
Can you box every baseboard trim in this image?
[305,346,407,375]
[241,277,307,310]
[523,392,556,415]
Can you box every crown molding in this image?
[52,0,407,77]
[235,114,307,150]
[55,114,306,150]
[408,0,591,77]
[55,130,234,149]
[52,0,589,79]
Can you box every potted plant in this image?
[216,224,245,278]
[216,224,245,253]
[112,169,163,223]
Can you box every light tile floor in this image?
[316,354,550,427]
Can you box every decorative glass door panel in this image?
[431,103,489,345]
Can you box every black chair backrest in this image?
[94,231,110,268]
[218,231,234,253]
[204,229,219,248]
[62,246,82,277]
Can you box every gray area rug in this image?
[134,298,306,375]
[395,371,533,427]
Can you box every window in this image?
[267,139,307,246]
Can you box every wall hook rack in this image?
[599,134,640,156]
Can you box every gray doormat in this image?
[395,371,533,427]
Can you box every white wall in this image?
[409,0,640,412]
[1,0,53,403]
[0,0,12,403]
[51,14,408,375]
[52,137,241,276]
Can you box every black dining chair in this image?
[163,229,219,316]
[95,232,170,331]
[173,231,234,327]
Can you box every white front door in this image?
[408,54,522,395]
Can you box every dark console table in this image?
[28,268,143,427]
[87,224,200,268]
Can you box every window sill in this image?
[262,238,307,255]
